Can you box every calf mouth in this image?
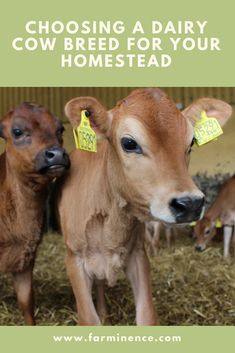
[39,162,70,176]
[34,146,71,176]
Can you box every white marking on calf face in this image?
[116,116,149,150]
[115,115,204,223]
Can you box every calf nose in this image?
[169,196,204,223]
[195,244,206,252]
[44,147,70,168]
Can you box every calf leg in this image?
[95,279,110,324]
[151,222,161,254]
[125,247,158,325]
[66,250,101,325]
[145,222,161,256]
[165,227,172,248]
[232,227,235,257]
[223,226,233,259]
[12,266,35,325]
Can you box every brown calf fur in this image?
[194,175,235,258]
[58,88,232,325]
[0,102,70,325]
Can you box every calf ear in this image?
[65,96,111,138]
[182,98,232,127]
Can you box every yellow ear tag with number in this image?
[73,110,97,152]
[215,219,222,228]
[194,111,223,146]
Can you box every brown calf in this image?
[195,175,235,259]
[0,102,70,324]
[58,88,231,325]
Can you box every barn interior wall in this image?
[0,87,235,175]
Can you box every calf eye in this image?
[12,127,24,138]
[121,137,143,154]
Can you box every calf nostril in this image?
[170,196,204,213]
[169,195,205,223]
[45,150,55,160]
[170,198,188,212]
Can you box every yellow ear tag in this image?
[190,221,197,227]
[215,219,222,228]
[194,111,223,146]
[73,110,97,152]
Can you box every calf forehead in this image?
[115,88,190,144]
[11,102,59,130]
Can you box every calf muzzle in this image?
[195,244,206,252]
[169,196,204,223]
[35,146,70,175]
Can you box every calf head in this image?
[65,88,232,224]
[0,102,70,183]
[194,217,216,251]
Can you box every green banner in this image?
[0,326,234,353]
[0,0,234,86]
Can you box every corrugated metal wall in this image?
[1,87,235,121]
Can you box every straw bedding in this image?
[0,174,234,325]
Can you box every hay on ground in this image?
[0,232,235,326]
